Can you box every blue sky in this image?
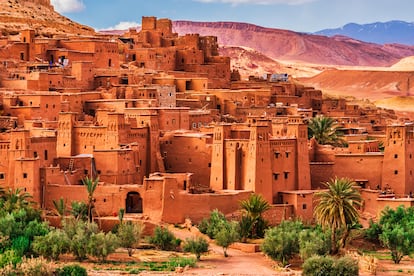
[51,0,414,32]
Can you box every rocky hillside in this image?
[0,0,95,37]
[219,46,322,79]
[173,21,414,67]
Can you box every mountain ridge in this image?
[315,20,414,45]
[172,20,414,67]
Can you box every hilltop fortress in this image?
[0,15,412,227]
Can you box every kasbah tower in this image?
[0,0,413,229]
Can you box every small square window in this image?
[394,170,398,175]
[0,173,4,179]
[303,204,307,210]
[23,173,28,178]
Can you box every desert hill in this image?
[300,69,414,100]
[219,46,322,79]
[173,21,414,67]
[0,0,95,36]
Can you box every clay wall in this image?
[262,205,294,225]
[14,158,41,202]
[270,139,297,194]
[161,133,212,188]
[158,109,190,131]
[333,154,383,189]
[94,149,139,185]
[310,162,335,189]
[280,192,314,223]
[189,111,215,130]
[161,190,252,224]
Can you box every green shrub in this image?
[261,220,303,266]
[299,227,331,260]
[238,215,253,242]
[55,264,87,276]
[32,229,70,260]
[87,232,119,261]
[149,226,181,251]
[117,221,144,256]
[197,218,209,235]
[302,255,359,276]
[183,236,209,260]
[215,221,239,257]
[11,236,30,256]
[63,220,98,260]
[70,201,88,221]
[198,210,227,239]
[332,256,359,276]
[365,219,381,242]
[0,249,22,268]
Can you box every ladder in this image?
[68,158,74,172]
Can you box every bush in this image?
[302,255,359,276]
[183,236,209,260]
[261,220,303,266]
[55,264,87,276]
[332,256,359,276]
[87,232,119,261]
[200,210,227,239]
[117,221,144,256]
[70,201,88,221]
[63,220,98,260]
[365,219,381,242]
[16,256,54,276]
[149,226,181,251]
[0,249,22,268]
[299,227,331,260]
[11,235,30,257]
[32,229,70,260]
[215,221,239,257]
[302,255,334,276]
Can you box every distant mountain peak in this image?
[315,20,414,45]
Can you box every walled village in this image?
[0,11,413,234]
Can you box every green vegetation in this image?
[183,236,209,260]
[308,115,345,146]
[82,176,99,223]
[198,209,227,239]
[261,220,303,266]
[214,221,240,257]
[314,177,362,254]
[302,255,359,276]
[0,188,49,268]
[55,264,87,276]
[240,193,270,239]
[117,221,144,256]
[149,226,181,251]
[366,205,414,264]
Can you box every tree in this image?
[87,232,119,261]
[261,220,303,266]
[149,226,181,251]
[372,206,414,264]
[215,221,240,257]
[183,236,209,260]
[1,188,34,214]
[32,229,70,260]
[314,177,362,254]
[308,115,345,146]
[197,209,227,239]
[53,198,66,222]
[82,176,99,223]
[240,193,270,238]
[117,221,144,256]
[299,226,331,260]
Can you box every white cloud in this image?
[99,21,141,31]
[51,0,85,13]
[194,0,316,5]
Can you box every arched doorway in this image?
[126,192,143,213]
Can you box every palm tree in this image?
[240,193,270,238]
[2,188,33,213]
[82,176,99,223]
[314,177,362,254]
[308,115,345,146]
[53,197,66,221]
